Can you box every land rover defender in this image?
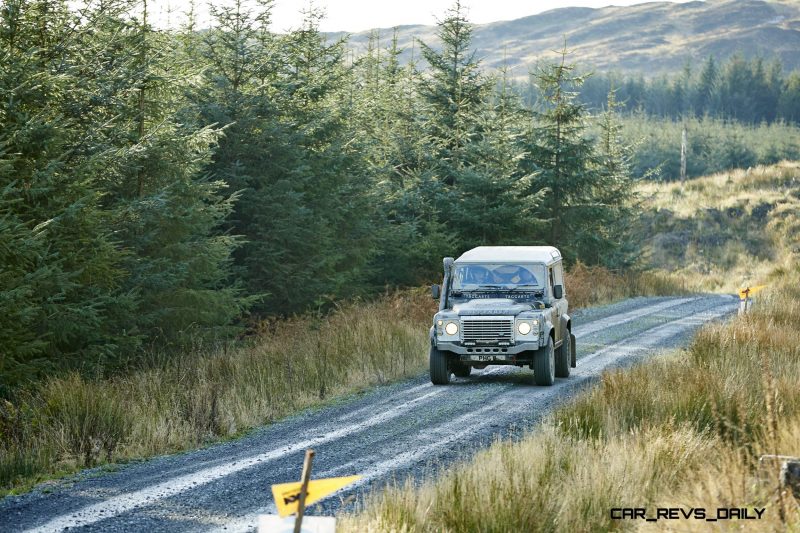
[429,246,576,385]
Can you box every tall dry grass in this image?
[565,261,689,308]
[341,424,721,533]
[0,290,434,494]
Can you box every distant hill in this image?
[328,0,800,78]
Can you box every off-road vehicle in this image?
[429,246,576,385]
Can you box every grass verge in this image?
[0,290,434,495]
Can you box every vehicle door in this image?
[548,265,561,341]
[553,261,568,334]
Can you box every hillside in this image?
[638,161,800,290]
[331,0,800,77]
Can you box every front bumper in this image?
[435,340,539,356]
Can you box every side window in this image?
[548,267,555,293]
[554,262,565,296]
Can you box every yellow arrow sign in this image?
[738,285,767,300]
[272,475,361,517]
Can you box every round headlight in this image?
[518,322,532,335]
[445,322,459,336]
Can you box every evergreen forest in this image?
[2,0,798,392]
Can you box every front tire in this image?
[534,336,555,386]
[555,330,571,378]
[429,345,450,385]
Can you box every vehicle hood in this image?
[452,299,534,316]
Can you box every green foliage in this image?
[0,0,644,392]
[523,49,637,265]
[576,53,800,125]
[407,2,542,256]
[0,0,248,390]
[588,90,640,267]
[195,2,378,313]
[619,115,800,180]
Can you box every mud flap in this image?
[570,332,577,367]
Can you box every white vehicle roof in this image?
[455,246,562,265]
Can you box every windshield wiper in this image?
[512,284,543,290]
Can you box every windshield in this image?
[450,263,546,291]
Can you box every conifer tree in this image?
[0,0,136,382]
[778,72,800,123]
[95,1,248,347]
[414,1,536,252]
[588,89,640,267]
[195,4,377,313]
[524,46,597,259]
[417,1,485,188]
[694,56,719,116]
[0,0,249,388]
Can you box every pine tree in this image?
[588,89,640,267]
[778,72,800,124]
[276,7,378,306]
[0,0,136,384]
[0,0,250,389]
[450,64,539,248]
[195,4,378,313]
[695,56,719,116]
[413,1,536,252]
[417,1,485,188]
[524,46,597,259]
[351,29,454,287]
[94,1,249,347]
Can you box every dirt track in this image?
[0,294,738,533]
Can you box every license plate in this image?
[465,354,510,362]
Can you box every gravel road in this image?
[0,294,738,532]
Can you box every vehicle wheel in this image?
[570,333,577,368]
[429,345,450,385]
[534,336,555,386]
[555,330,571,378]
[452,361,471,378]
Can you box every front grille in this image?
[461,318,513,343]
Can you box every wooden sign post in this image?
[294,449,315,533]
[738,285,767,315]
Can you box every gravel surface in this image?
[0,294,738,533]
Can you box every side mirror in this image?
[553,284,563,299]
[431,284,441,299]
